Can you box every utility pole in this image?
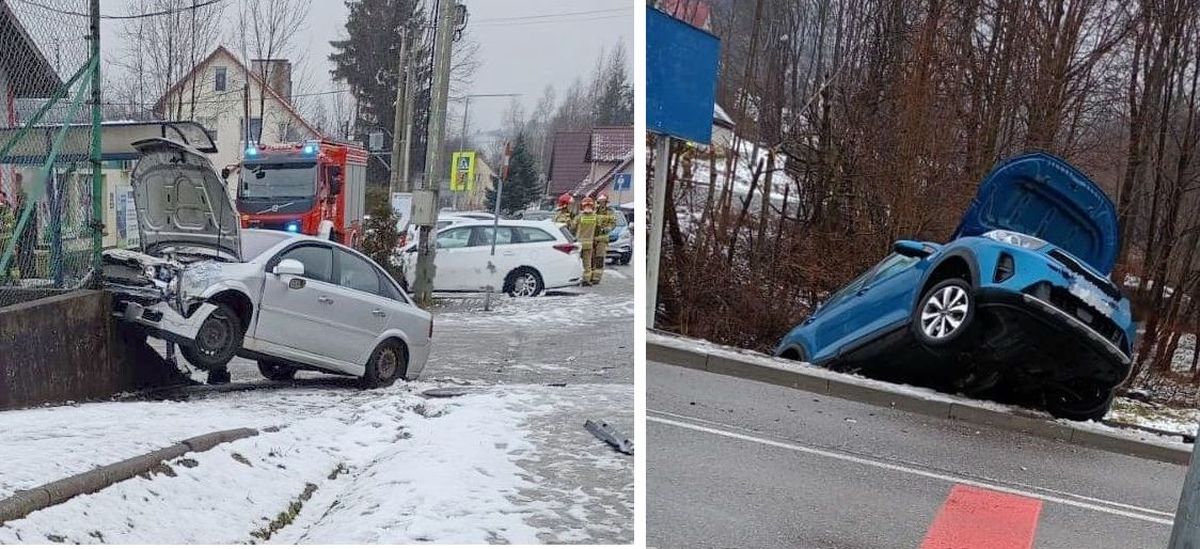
[400,45,415,192]
[413,0,457,307]
[389,29,410,193]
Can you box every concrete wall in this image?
[0,290,180,410]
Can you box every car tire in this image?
[621,253,631,265]
[1045,380,1115,421]
[912,278,975,349]
[361,339,407,389]
[258,361,297,382]
[180,302,243,370]
[505,267,544,297]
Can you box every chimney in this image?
[250,59,293,104]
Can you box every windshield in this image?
[239,162,317,199]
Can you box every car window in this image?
[471,226,515,246]
[868,253,920,284]
[821,271,871,310]
[436,227,472,249]
[277,245,333,282]
[515,226,556,243]
[336,250,381,295]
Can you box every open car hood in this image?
[131,138,241,261]
[953,152,1118,275]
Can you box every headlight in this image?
[983,229,1047,250]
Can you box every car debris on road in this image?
[585,419,634,455]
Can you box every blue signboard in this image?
[613,173,632,191]
[647,6,720,144]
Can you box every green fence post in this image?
[90,0,103,282]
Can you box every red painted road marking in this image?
[920,484,1043,549]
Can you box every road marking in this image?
[920,485,1041,549]
[649,412,1175,525]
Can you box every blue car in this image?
[775,152,1135,420]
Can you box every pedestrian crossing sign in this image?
[450,151,476,192]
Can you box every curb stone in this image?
[648,331,1192,465]
[0,427,259,524]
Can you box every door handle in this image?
[371,309,387,317]
[318,295,334,304]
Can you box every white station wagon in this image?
[398,220,584,297]
[102,138,432,386]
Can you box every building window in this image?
[214,67,227,91]
[241,117,263,142]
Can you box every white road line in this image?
[649,412,1175,526]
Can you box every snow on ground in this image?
[433,289,634,328]
[690,137,794,204]
[0,383,632,544]
[1109,397,1199,438]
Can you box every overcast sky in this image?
[99,0,633,135]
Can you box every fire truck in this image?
[234,139,368,247]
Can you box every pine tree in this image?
[329,0,430,184]
[486,134,542,215]
[592,46,633,125]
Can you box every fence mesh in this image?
[0,1,99,306]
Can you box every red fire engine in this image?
[234,139,368,247]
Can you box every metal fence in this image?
[0,0,100,305]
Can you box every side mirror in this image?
[894,240,932,258]
[273,258,305,276]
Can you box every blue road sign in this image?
[613,173,632,191]
[647,6,720,144]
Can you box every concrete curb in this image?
[648,332,1193,465]
[0,427,259,524]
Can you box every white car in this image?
[398,220,583,296]
[402,215,472,247]
[102,138,432,386]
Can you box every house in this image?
[546,130,591,200]
[0,2,62,204]
[712,103,736,150]
[568,126,634,200]
[154,45,322,197]
[548,126,634,203]
[656,0,712,30]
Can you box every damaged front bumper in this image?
[102,249,210,343]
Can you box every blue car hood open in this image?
[953,152,1119,275]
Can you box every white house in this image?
[154,45,322,198]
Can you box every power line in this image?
[471,7,628,24]
[13,0,229,20]
[470,10,630,28]
[100,88,353,107]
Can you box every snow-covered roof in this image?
[713,103,735,128]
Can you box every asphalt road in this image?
[648,361,1186,549]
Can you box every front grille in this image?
[1048,249,1121,299]
[1025,282,1127,352]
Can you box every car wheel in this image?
[505,267,544,297]
[258,361,297,382]
[361,339,407,389]
[912,278,975,348]
[180,302,243,370]
[1045,380,1115,421]
[620,253,631,265]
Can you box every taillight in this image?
[552,243,577,254]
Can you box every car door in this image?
[322,248,392,365]
[469,225,518,290]
[810,271,871,361]
[853,253,923,337]
[432,226,474,290]
[255,243,342,361]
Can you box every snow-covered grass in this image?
[690,137,794,205]
[1109,397,1199,438]
[0,383,632,544]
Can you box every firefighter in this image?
[591,193,616,284]
[553,193,574,225]
[569,196,598,286]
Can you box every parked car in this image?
[102,138,432,387]
[402,215,473,247]
[397,219,583,296]
[774,152,1135,420]
[446,211,497,221]
[608,218,633,265]
[514,209,555,221]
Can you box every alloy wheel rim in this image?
[513,274,536,296]
[378,348,398,379]
[920,285,969,339]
